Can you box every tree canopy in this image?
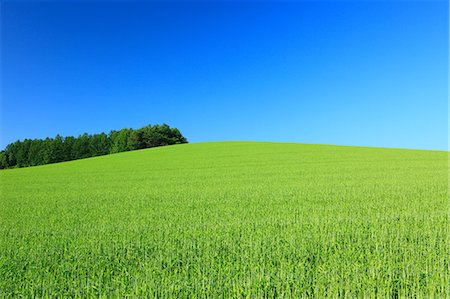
[0,124,187,169]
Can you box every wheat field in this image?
[1,142,448,297]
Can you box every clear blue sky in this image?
[1,0,448,150]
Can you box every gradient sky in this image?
[1,0,448,150]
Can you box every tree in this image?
[0,151,7,169]
[28,139,45,166]
[15,139,31,167]
[170,127,188,144]
[72,133,91,159]
[0,124,187,169]
[127,129,142,151]
[110,129,131,153]
[5,142,18,167]
[48,135,65,163]
[63,136,76,161]
[90,133,110,156]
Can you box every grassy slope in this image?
[0,142,448,297]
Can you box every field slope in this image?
[0,142,448,297]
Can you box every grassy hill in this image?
[1,142,448,297]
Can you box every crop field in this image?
[0,142,448,297]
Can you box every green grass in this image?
[0,141,448,298]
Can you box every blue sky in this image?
[1,0,448,150]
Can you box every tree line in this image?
[0,124,187,169]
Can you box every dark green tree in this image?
[110,129,131,153]
[28,139,45,166]
[0,151,7,169]
[63,136,76,161]
[1,124,187,169]
[72,133,91,159]
[90,133,110,156]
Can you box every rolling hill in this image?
[1,142,448,297]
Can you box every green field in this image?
[0,142,448,297]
